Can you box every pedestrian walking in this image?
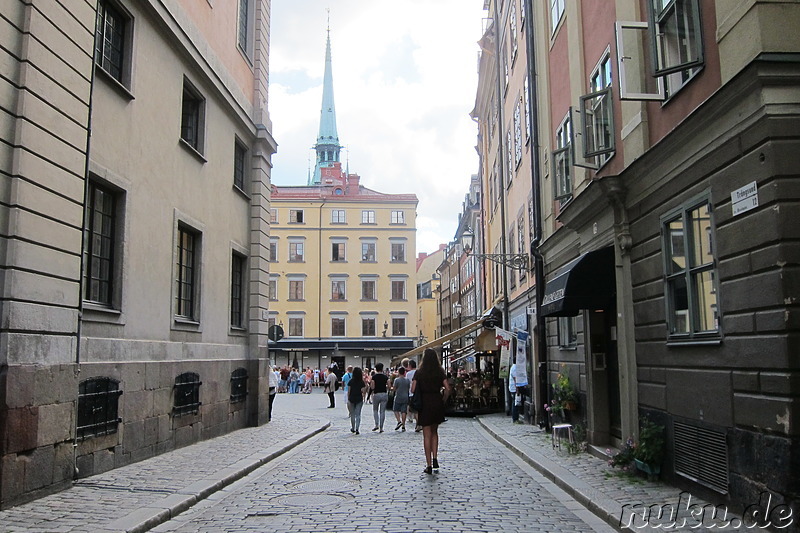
[391,366,410,431]
[347,367,367,434]
[324,367,337,408]
[342,366,353,415]
[411,348,451,474]
[406,359,419,431]
[268,366,279,420]
[370,363,389,432]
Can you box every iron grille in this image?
[673,420,729,494]
[173,372,202,416]
[230,368,248,403]
[77,377,122,440]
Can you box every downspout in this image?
[491,0,511,331]
[73,4,99,478]
[523,0,549,430]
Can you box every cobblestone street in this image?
[152,393,612,533]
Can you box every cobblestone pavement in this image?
[0,393,330,533]
[151,400,613,533]
[477,416,746,532]
[0,391,753,532]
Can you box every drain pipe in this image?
[72,5,99,477]
[522,0,549,430]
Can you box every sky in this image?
[268,0,487,255]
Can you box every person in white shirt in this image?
[510,363,528,424]
[268,367,279,421]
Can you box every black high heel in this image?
[423,466,433,475]
[432,458,439,469]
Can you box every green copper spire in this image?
[310,14,341,185]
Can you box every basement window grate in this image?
[173,372,202,416]
[673,420,729,494]
[77,377,123,440]
[230,367,248,403]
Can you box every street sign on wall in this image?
[731,181,758,217]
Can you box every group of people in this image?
[274,366,320,394]
[324,350,450,475]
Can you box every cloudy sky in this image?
[268,0,487,254]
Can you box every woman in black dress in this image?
[411,348,451,474]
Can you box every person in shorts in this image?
[391,366,411,431]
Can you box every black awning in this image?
[541,246,615,317]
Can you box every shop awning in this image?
[541,246,615,317]
[393,317,486,363]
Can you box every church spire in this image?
[310,11,341,185]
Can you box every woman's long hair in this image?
[352,366,363,382]
[416,348,445,383]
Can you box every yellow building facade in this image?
[268,167,417,372]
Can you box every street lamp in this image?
[461,227,529,271]
[453,302,462,317]
[382,320,388,337]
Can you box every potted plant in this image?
[634,417,665,477]
[550,365,578,419]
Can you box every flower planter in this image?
[634,458,660,476]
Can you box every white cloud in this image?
[269,0,486,254]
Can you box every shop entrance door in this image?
[588,307,622,443]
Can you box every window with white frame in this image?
[288,317,303,337]
[523,77,531,141]
[550,0,565,35]
[331,317,346,337]
[268,277,278,300]
[331,210,346,224]
[331,242,346,262]
[361,242,376,262]
[616,0,703,101]
[288,279,304,300]
[331,279,346,301]
[289,241,304,262]
[507,129,514,179]
[510,0,518,59]
[362,210,375,224]
[662,197,718,339]
[237,0,253,57]
[558,316,578,348]
[508,227,517,290]
[270,209,278,223]
[517,213,527,280]
[553,115,572,205]
[269,240,278,262]
[391,210,405,224]
[514,99,523,165]
[391,279,406,301]
[392,317,406,337]
[289,209,304,223]
[649,0,703,96]
[391,242,405,262]
[579,54,615,164]
[362,317,376,336]
[361,279,376,301]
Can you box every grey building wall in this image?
[628,57,800,515]
[0,0,276,509]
